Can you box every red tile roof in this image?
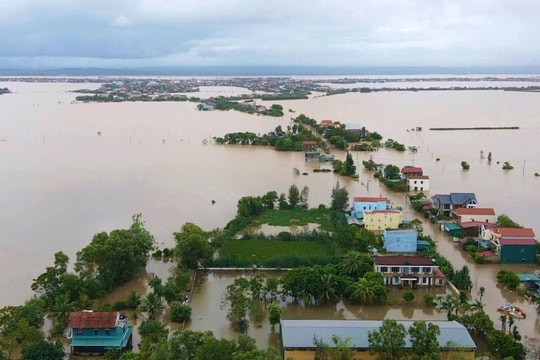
[320,120,333,127]
[499,238,537,246]
[68,312,118,329]
[401,166,423,174]
[455,208,495,216]
[373,255,436,266]
[302,140,317,145]
[353,196,389,203]
[408,175,429,180]
[433,268,446,278]
[459,221,496,228]
[494,227,536,238]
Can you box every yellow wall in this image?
[284,349,475,360]
[363,211,402,231]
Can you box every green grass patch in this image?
[255,208,333,231]
[220,239,331,261]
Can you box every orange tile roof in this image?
[68,312,117,329]
[494,227,536,238]
[455,208,495,216]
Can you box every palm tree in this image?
[52,293,75,325]
[466,299,484,313]
[478,286,485,302]
[348,278,375,304]
[441,295,459,320]
[139,292,164,320]
[318,273,339,303]
[340,251,366,278]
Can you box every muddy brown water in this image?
[1,80,540,351]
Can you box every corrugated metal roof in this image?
[68,312,118,329]
[280,320,476,349]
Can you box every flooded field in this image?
[1,79,540,352]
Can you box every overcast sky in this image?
[1,0,539,69]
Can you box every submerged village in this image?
[2,77,540,360]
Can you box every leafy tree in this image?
[487,330,526,360]
[408,321,440,360]
[170,303,192,323]
[368,319,406,360]
[138,320,168,355]
[221,278,251,333]
[402,291,414,304]
[174,223,211,269]
[497,214,522,228]
[75,214,155,290]
[330,182,349,212]
[343,152,356,176]
[383,165,401,180]
[497,270,520,290]
[21,340,64,360]
[278,193,288,209]
[267,302,282,332]
[31,252,70,308]
[287,184,300,208]
[261,191,278,209]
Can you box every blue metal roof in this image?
[280,320,476,350]
[449,193,477,205]
[518,273,540,282]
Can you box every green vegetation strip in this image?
[429,126,519,130]
[220,239,332,260]
[255,209,333,231]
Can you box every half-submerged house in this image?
[279,320,476,360]
[372,255,446,287]
[67,311,132,355]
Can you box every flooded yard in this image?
[186,271,450,349]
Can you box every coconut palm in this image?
[318,273,339,303]
[340,251,367,278]
[139,292,164,320]
[52,293,75,325]
[440,295,459,320]
[478,286,485,302]
[348,278,375,304]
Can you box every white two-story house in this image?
[372,255,446,287]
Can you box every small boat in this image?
[497,304,526,319]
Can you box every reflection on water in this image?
[187,272,449,348]
[1,81,540,347]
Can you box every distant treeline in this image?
[430,126,520,131]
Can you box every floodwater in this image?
[188,271,449,349]
[1,80,540,348]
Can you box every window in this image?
[77,328,83,335]
[412,267,419,273]
[94,329,99,336]
[391,267,399,273]
[105,329,111,336]
[381,267,388,272]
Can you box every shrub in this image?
[170,303,192,322]
[423,294,435,306]
[497,270,519,290]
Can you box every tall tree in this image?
[299,186,310,209]
[330,182,349,212]
[343,152,356,176]
[368,319,407,360]
[21,340,64,360]
[408,321,440,360]
[139,292,164,320]
[75,214,155,289]
[174,223,211,269]
[267,302,282,332]
[287,184,300,208]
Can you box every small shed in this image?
[416,240,431,251]
[443,223,463,237]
